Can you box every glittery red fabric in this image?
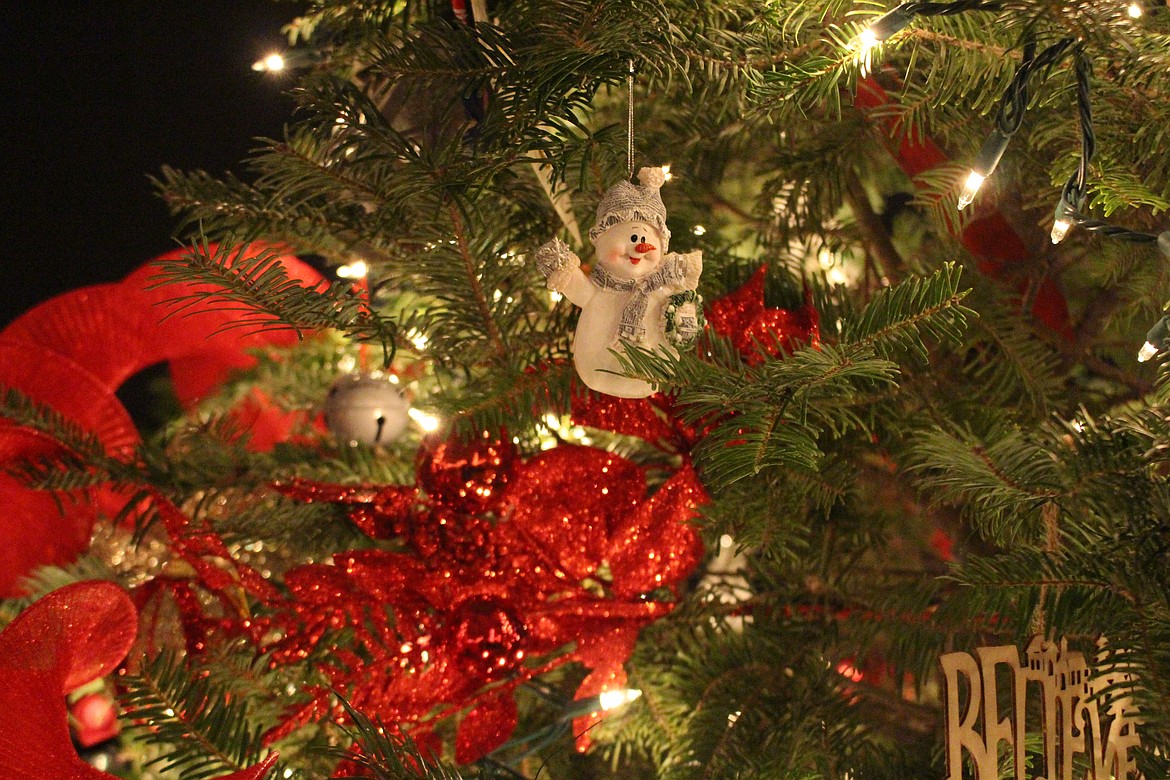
[262,443,707,762]
[705,265,820,364]
[0,581,278,779]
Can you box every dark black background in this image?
[1,1,303,327]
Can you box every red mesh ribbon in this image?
[0,245,323,595]
[0,581,277,779]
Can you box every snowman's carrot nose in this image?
[634,242,656,254]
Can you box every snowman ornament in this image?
[534,167,702,398]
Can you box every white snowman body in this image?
[537,221,701,398]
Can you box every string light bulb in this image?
[1050,200,1072,244]
[1127,3,1143,18]
[957,171,986,210]
[252,52,286,73]
[957,128,1011,210]
[1050,217,1071,245]
[856,4,915,50]
[408,408,441,432]
[336,260,368,279]
[597,688,642,711]
[853,5,914,75]
[1138,314,1169,362]
[857,27,880,54]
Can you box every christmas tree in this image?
[2,0,1170,777]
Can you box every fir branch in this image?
[904,424,1065,543]
[842,263,973,361]
[0,387,110,464]
[119,651,269,780]
[843,168,905,284]
[324,696,467,779]
[150,240,398,363]
[447,202,508,361]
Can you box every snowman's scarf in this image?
[590,260,686,343]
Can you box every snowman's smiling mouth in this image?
[629,255,643,265]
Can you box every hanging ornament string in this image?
[1029,501,1061,637]
[627,58,635,181]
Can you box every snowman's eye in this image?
[640,235,647,243]
[630,234,638,243]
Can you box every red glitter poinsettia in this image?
[0,581,278,780]
[265,441,706,763]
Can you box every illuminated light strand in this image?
[1051,50,1095,244]
[856,0,1004,48]
[1129,233,1170,362]
[854,0,1004,71]
[958,37,1076,210]
[848,9,1167,359]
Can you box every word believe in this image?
[940,636,1142,779]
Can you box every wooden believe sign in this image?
[940,636,1143,779]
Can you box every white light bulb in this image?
[337,260,368,279]
[1050,219,1071,244]
[857,27,880,53]
[408,408,441,432]
[1138,341,1159,362]
[661,165,673,182]
[855,28,880,76]
[1127,3,1143,18]
[407,329,428,351]
[598,688,642,711]
[957,171,986,211]
[252,52,286,72]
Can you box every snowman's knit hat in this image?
[589,166,671,252]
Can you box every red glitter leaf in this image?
[265,444,708,761]
[606,463,708,599]
[706,265,768,350]
[274,478,417,539]
[570,629,640,753]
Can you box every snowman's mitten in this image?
[661,251,703,292]
[534,238,580,292]
[677,250,703,289]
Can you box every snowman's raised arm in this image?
[534,237,595,308]
[662,250,703,292]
